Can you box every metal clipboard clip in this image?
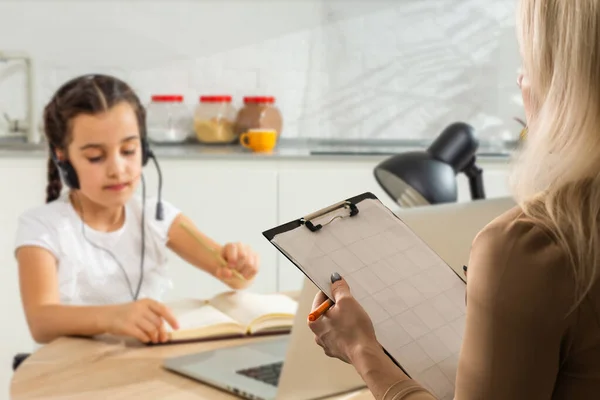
[300,200,359,232]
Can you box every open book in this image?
[166,291,298,343]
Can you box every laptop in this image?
[163,278,365,400]
[162,196,516,400]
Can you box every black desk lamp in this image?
[374,122,485,207]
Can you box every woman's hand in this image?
[218,242,260,282]
[308,272,379,364]
[101,298,179,344]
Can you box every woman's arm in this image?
[351,344,436,400]
[166,214,258,289]
[454,216,572,399]
[308,276,437,400]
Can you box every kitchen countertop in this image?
[0,137,516,163]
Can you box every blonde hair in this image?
[511,0,600,309]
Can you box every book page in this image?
[209,291,298,331]
[271,198,465,400]
[166,299,241,333]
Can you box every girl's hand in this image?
[218,242,260,281]
[102,299,179,344]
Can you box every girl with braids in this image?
[14,74,260,345]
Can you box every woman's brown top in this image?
[381,206,600,399]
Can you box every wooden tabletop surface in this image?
[11,290,374,399]
[10,333,374,399]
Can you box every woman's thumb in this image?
[330,272,350,300]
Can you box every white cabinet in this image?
[0,157,47,393]
[142,159,279,301]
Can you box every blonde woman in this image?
[308,1,600,399]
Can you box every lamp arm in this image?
[462,157,486,200]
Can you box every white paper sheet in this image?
[271,197,465,400]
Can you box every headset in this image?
[49,131,164,301]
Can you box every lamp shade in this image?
[374,152,457,207]
[427,122,479,172]
[374,122,481,207]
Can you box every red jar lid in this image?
[200,95,232,102]
[151,95,184,102]
[243,96,275,104]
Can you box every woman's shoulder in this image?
[469,204,574,308]
[474,204,560,256]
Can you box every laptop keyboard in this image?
[236,361,283,387]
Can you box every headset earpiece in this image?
[50,146,80,189]
[141,136,152,166]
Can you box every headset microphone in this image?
[148,150,164,221]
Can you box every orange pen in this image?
[308,298,334,321]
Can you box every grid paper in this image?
[272,198,466,400]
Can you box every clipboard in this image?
[263,192,465,400]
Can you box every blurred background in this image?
[0,0,523,145]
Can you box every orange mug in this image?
[240,129,278,153]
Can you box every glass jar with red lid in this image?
[234,96,283,137]
[146,94,191,143]
[193,95,237,144]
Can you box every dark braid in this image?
[46,156,62,203]
[42,74,147,202]
[43,97,65,203]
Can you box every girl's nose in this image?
[106,154,127,177]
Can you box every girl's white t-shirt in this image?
[14,192,181,306]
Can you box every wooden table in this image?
[10,287,375,400]
[10,334,374,399]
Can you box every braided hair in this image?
[42,74,147,203]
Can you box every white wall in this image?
[0,0,523,141]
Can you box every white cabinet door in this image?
[0,157,47,392]
[276,160,395,292]
[143,159,279,300]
